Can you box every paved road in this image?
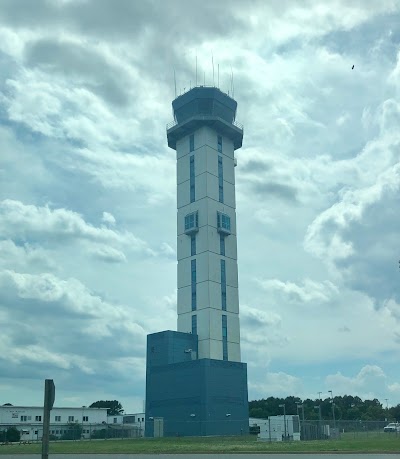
[2,455,399,459]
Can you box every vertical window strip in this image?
[222,314,228,360]
[190,134,194,152]
[190,155,195,203]
[218,155,224,203]
[192,314,197,335]
[191,234,196,256]
[220,234,225,256]
[218,135,222,153]
[221,259,226,311]
[191,259,197,311]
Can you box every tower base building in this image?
[145,331,248,437]
[145,87,248,437]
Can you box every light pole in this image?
[82,406,86,440]
[296,402,304,441]
[279,404,287,440]
[314,405,322,439]
[385,399,389,421]
[328,390,336,430]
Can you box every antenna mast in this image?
[231,66,234,97]
[174,69,177,98]
[195,55,197,86]
[212,53,215,87]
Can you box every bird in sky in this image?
[352,65,354,69]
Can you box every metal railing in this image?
[166,116,243,131]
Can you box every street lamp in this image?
[328,390,336,429]
[278,404,287,440]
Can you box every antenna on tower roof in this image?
[195,55,198,87]
[174,69,177,98]
[230,66,234,98]
[212,53,215,87]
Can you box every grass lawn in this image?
[1,435,400,455]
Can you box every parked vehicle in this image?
[383,422,400,432]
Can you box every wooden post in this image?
[41,379,55,459]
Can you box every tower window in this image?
[192,314,197,335]
[190,155,195,203]
[222,315,228,360]
[191,259,197,311]
[191,234,196,256]
[217,135,222,153]
[220,234,225,256]
[218,156,224,203]
[190,134,194,152]
[185,211,199,234]
[217,212,231,234]
[221,259,226,311]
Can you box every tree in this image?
[3,427,20,442]
[2,403,13,406]
[249,394,389,421]
[89,400,123,416]
[61,422,82,440]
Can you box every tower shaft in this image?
[176,125,241,361]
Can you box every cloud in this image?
[0,199,155,258]
[0,239,55,271]
[0,269,147,380]
[1,0,400,408]
[251,181,298,203]
[249,371,303,398]
[325,365,389,399]
[24,37,131,107]
[257,278,339,304]
[102,211,116,226]
[87,244,126,263]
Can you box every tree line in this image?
[249,395,400,421]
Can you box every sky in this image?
[1,0,400,413]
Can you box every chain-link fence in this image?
[2,419,399,443]
[300,419,399,440]
[0,423,144,443]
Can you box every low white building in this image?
[250,415,301,441]
[0,405,107,441]
[107,412,145,436]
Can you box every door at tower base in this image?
[145,332,248,437]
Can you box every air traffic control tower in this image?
[145,86,248,437]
